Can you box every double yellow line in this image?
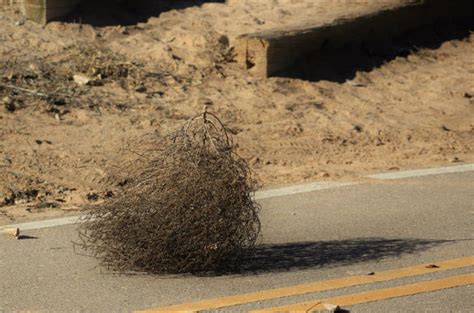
[137,256,474,312]
[253,273,473,312]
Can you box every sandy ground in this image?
[0,0,473,223]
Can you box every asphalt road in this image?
[1,171,473,312]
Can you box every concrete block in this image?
[20,0,81,24]
[235,0,474,77]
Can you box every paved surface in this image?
[1,171,473,312]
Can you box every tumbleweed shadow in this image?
[221,237,452,275]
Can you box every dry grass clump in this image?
[0,45,152,112]
[66,45,145,87]
[76,108,261,274]
[0,56,79,109]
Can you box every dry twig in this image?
[0,82,49,98]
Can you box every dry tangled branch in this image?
[76,108,261,274]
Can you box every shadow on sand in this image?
[281,18,473,83]
[60,0,225,27]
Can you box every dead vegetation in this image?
[0,44,152,114]
[76,109,261,274]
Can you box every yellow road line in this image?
[252,273,474,312]
[136,256,474,312]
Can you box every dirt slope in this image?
[0,1,473,222]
